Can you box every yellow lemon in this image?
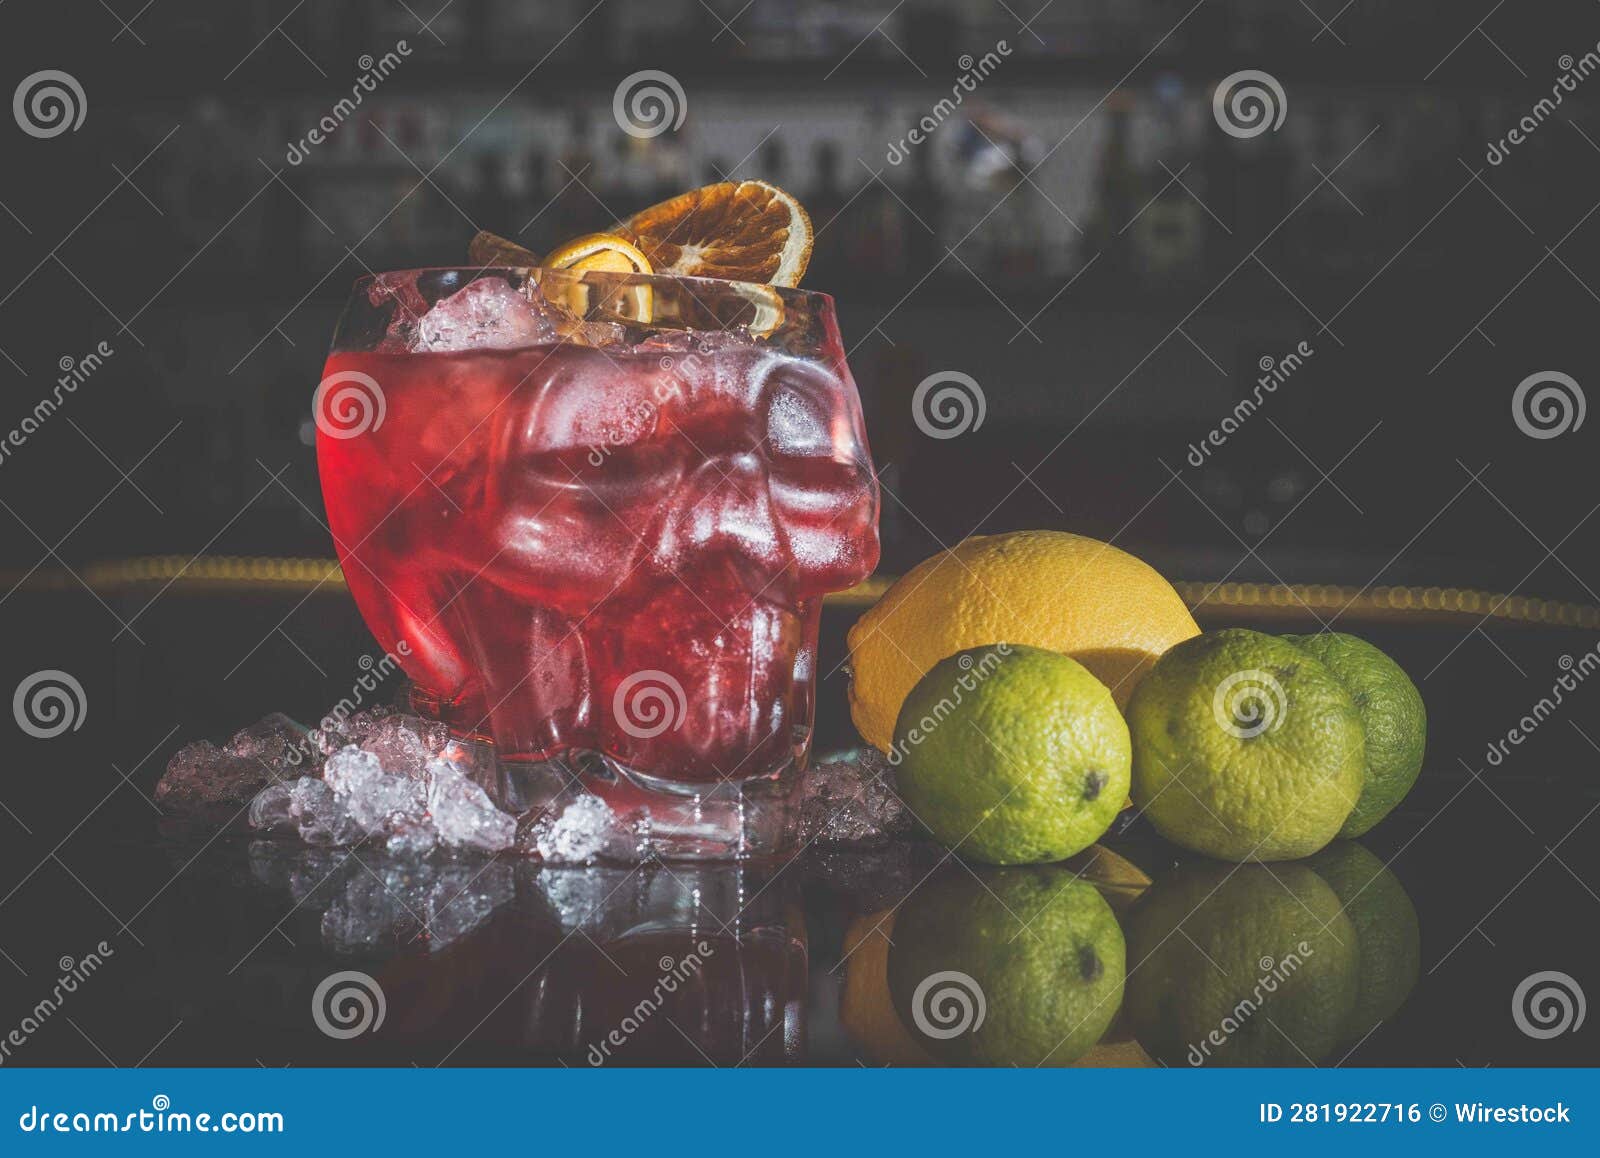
[847,530,1199,753]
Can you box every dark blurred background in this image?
[2,0,1597,588]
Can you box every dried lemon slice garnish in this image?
[543,232,654,324]
[732,282,785,338]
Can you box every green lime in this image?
[887,867,1126,1065]
[1308,842,1421,1046]
[1123,862,1359,1066]
[892,643,1131,865]
[1127,628,1364,861]
[1283,633,1426,837]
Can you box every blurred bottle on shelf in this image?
[807,140,849,283]
[903,144,946,277]
[519,148,550,228]
[758,136,786,188]
[551,109,607,238]
[1085,90,1140,284]
[467,153,515,240]
[1129,75,1203,283]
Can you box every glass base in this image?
[457,739,807,862]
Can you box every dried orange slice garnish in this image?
[616,180,813,288]
[544,232,653,324]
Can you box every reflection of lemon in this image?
[886,868,1125,1066]
[847,531,1200,754]
[840,910,932,1066]
[1308,842,1421,1046]
[1123,863,1358,1066]
[1062,844,1152,914]
[893,645,1130,865]
[840,906,1151,1067]
[1284,633,1426,837]
[1128,629,1365,861]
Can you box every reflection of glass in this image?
[520,867,807,1065]
[1122,846,1419,1067]
[318,268,880,857]
[844,865,1128,1066]
[250,846,807,1065]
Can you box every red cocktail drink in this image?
[317,268,878,854]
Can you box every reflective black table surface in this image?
[3,605,1597,1067]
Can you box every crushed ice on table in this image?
[167,706,919,862]
[228,711,315,769]
[800,747,912,847]
[151,699,515,854]
[159,706,444,812]
[155,712,313,811]
[520,794,652,865]
[427,757,517,852]
[352,712,451,778]
[251,745,514,855]
[308,705,447,775]
[247,842,514,953]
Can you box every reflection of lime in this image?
[1128,629,1365,861]
[1284,633,1426,837]
[888,868,1125,1065]
[1308,842,1421,1046]
[1123,863,1358,1066]
[893,644,1130,865]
